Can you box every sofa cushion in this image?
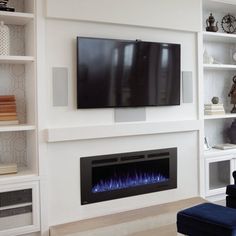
[177,203,236,236]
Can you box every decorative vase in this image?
[228,119,236,144]
[0,21,9,55]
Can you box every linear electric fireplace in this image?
[80,148,177,205]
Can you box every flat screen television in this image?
[77,37,181,108]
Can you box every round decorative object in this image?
[211,97,219,104]
[0,21,9,55]
[221,14,236,34]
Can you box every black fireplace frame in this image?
[80,148,177,205]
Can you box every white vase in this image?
[0,21,10,55]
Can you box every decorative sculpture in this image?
[0,0,14,12]
[206,13,218,32]
[228,76,236,113]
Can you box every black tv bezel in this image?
[76,37,181,109]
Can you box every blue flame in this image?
[92,172,169,193]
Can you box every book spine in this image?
[205,112,225,115]
[204,109,224,111]
[0,116,17,121]
[0,102,16,105]
[204,106,224,109]
[0,113,17,116]
[0,106,16,112]
[0,120,19,125]
[0,96,15,102]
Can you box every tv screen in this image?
[77,37,181,108]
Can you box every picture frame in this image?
[204,137,211,150]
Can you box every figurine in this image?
[228,76,236,113]
[0,0,14,12]
[206,13,218,32]
[228,119,236,144]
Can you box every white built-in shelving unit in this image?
[201,0,236,201]
[0,0,40,235]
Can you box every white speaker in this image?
[52,67,68,107]
[182,71,193,103]
[114,108,146,123]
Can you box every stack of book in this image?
[0,95,19,125]
[204,103,225,115]
[214,143,236,150]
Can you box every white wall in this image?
[41,0,201,227]
[46,0,201,32]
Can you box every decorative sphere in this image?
[211,97,219,104]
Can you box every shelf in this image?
[0,167,38,184]
[204,148,236,158]
[0,11,34,25]
[46,120,201,142]
[203,31,236,43]
[203,64,236,70]
[0,124,36,132]
[204,113,236,120]
[0,55,35,64]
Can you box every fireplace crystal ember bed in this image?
[80,148,177,205]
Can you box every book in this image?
[0,113,17,116]
[0,95,15,102]
[0,163,17,175]
[205,111,225,115]
[204,104,224,110]
[0,116,17,121]
[204,103,224,108]
[213,143,236,150]
[0,102,16,105]
[0,120,19,125]
[204,108,225,111]
[0,107,17,112]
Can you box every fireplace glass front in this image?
[81,148,177,205]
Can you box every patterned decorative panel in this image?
[0,131,27,166]
[8,25,25,56]
[0,0,27,167]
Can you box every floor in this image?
[50,197,206,236]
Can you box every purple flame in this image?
[92,172,169,193]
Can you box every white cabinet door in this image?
[0,181,40,236]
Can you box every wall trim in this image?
[45,0,201,33]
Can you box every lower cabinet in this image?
[205,152,235,198]
[0,181,40,236]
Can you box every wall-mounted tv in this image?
[77,37,181,109]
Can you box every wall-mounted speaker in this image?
[182,71,193,103]
[114,108,146,123]
[52,67,68,107]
